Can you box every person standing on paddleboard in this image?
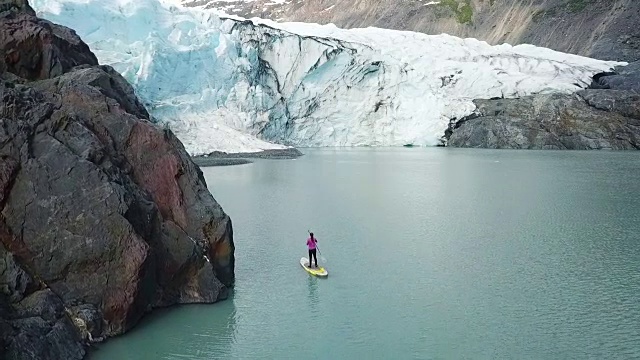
[307,232,318,268]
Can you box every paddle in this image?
[316,246,327,264]
[307,230,327,264]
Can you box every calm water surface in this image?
[93,148,640,359]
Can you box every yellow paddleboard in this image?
[300,257,328,277]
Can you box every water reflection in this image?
[307,276,319,304]
[91,297,238,360]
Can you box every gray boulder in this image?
[446,93,639,150]
[591,61,640,93]
[446,62,640,149]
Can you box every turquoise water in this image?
[93,148,640,359]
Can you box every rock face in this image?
[446,62,640,149]
[0,243,86,360]
[0,1,235,359]
[183,0,640,62]
[591,61,640,92]
[0,1,98,80]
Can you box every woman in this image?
[306,232,318,268]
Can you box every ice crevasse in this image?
[32,0,624,155]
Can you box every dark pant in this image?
[308,249,317,267]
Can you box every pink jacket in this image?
[306,237,317,250]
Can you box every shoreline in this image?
[192,148,303,167]
[190,145,640,168]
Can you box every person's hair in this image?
[310,232,314,237]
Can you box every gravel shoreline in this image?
[192,148,303,167]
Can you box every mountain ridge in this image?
[181,0,640,62]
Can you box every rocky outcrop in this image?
[184,0,640,62]
[445,62,640,149]
[191,148,303,167]
[0,1,98,80]
[591,61,640,92]
[1,1,234,359]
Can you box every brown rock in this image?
[0,1,235,358]
[0,5,98,80]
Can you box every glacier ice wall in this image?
[33,0,624,155]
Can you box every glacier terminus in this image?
[32,0,624,155]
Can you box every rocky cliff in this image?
[445,62,640,149]
[0,1,234,359]
[184,0,640,62]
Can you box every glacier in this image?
[32,0,624,155]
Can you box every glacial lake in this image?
[92,148,640,359]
